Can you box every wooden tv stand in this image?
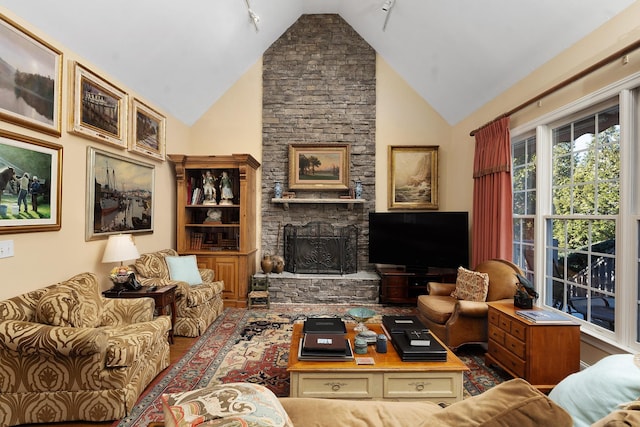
[376,265,456,304]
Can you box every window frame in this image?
[510,78,640,353]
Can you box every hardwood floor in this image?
[21,336,197,427]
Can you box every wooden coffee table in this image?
[287,323,469,404]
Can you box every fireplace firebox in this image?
[284,222,358,274]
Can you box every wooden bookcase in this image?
[168,154,260,308]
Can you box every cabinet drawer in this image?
[488,309,500,326]
[488,344,526,377]
[295,373,377,399]
[383,372,461,400]
[510,321,527,341]
[385,286,407,299]
[504,334,526,359]
[498,314,512,333]
[488,324,505,346]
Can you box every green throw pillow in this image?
[165,255,202,285]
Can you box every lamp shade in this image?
[101,234,140,264]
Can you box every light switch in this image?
[0,240,14,258]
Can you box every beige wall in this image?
[0,8,189,300]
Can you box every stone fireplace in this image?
[259,14,378,304]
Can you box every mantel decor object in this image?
[274,181,283,199]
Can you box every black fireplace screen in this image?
[284,222,357,274]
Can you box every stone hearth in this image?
[254,271,380,304]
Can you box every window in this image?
[512,88,639,350]
[512,134,536,281]
[547,105,619,331]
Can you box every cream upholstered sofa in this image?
[0,272,171,426]
[159,378,573,427]
[132,249,224,337]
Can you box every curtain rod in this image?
[469,38,640,137]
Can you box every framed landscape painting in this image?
[71,62,128,148]
[388,145,439,210]
[129,98,165,161]
[288,143,350,190]
[86,147,154,240]
[0,15,63,136]
[0,129,62,233]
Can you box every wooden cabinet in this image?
[168,154,260,308]
[485,301,581,392]
[376,266,456,304]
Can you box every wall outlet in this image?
[0,240,14,258]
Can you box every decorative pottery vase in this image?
[271,255,284,273]
[261,255,273,274]
[274,181,283,199]
[354,180,363,199]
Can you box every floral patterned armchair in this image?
[0,272,171,425]
[132,249,224,337]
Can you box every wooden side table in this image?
[103,284,177,344]
[485,301,581,392]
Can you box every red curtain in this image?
[471,117,513,268]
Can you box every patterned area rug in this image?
[116,305,511,426]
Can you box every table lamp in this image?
[102,234,140,290]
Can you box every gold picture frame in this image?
[86,147,154,240]
[388,145,439,210]
[0,129,62,233]
[70,61,128,148]
[0,15,63,136]
[288,143,350,190]
[129,98,166,161]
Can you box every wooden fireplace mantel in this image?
[271,198,366,210]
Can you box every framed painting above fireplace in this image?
[288,144,350,190]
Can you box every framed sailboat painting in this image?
[86,147,154,240]
[388,145,439,210]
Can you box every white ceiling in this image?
[0,0,635,126]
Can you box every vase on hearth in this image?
[274,181,283,199]
[271,255,284,273]
[261,254,273,274]
[354,180,363,199]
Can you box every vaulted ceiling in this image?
[0,0,635,125]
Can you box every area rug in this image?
[116,305,511,426]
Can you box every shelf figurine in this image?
[202,170,217,205]
[220,171,233,205]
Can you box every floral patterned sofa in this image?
[0,272,171,426]
[132,249,224,337]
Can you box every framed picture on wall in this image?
[388,145,439,210]
[71,62,128,148]
[0,129,62,233]
[0,15,63,136]
[129,98,166,161]
[86,147,154,240]
[288,143,350,190]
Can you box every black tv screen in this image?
[368,212,469,271]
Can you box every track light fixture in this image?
[244,0,260,32]
[382,0,396,31]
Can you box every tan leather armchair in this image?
[416,259,522,350]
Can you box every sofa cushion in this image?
[105,321,165,368]
[549,354,640,427]
[135,248,178,279]
[281,397,441,427]
[166,255,203,286]
[161,383,293,427]
[423,378,572,427]
[35,286,82,327]
[60,272,104,327]
[451,267,489,302]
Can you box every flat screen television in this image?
[368,211,469,272]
